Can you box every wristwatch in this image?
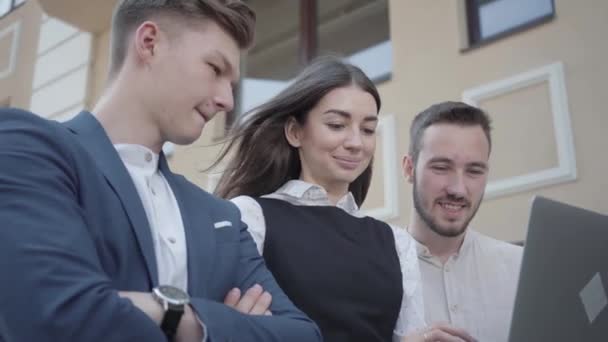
[152,285,190,341]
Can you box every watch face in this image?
[156,285,190,305]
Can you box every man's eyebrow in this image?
[467,161,488,170]
[428,157,453,164]
[428,157,488,169]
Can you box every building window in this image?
[232,0,391,124]
[0,0,25,18]
[466,0,554,48]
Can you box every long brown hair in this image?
[212,56,381,206]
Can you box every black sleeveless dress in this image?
[257,198,403,342]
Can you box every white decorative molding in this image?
[30,65,88,116]
[462,61,577,199]
[30,15,92,118]
[33,32,91,90]
[0,20,21,80]
[362,114,400,221]
[48,102,84,122]
[37,18,80,57]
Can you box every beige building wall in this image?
[6,0,605,243]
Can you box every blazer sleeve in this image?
[0,109,166,341]
[188,200,322,342]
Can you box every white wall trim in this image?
[47,101,84,122]
[362,114,400,220]
[0,20,21,79]
[30,16,92,118]
[462,61,577,199]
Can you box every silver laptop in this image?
[508,196,608,341]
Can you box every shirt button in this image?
[451,304,458,312]
[145,153,152,162]
[150,187,156,196]
[168,237,176,244]
[445,266,450,272]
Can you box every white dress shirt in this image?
[232,180,426,339]
[116,144,211,341]
[413,229,523,342]
[115,144,188,291]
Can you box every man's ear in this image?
[402,154,415,184]
[284,117,301,148]
[133,21,161,64]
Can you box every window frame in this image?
[464,0,555,51]
[0,0,25,19]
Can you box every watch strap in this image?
[160,304,185,341]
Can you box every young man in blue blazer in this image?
[0,1,321,341]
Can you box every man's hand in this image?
[118,291,203,342]
[223,284,272,315]
[403,323,477,342]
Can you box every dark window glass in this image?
[466,0,554,47]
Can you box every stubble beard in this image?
[412,176,483,238]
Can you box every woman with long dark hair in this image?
[212,57,469,341]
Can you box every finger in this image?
[249,291,272,315]
[235,284,263,313]
[428,329,466,342]
[223,288,241,308]
[433,324,477,342]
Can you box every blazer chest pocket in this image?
[213,223,239,244]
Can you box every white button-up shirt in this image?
[232,180,426,339]
[414,229,523,342]
[115,144,188,291]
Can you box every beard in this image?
[412,177,483,238]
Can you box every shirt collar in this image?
[410,228,477,260]
[114,144,159,176]
[273,180,359,214]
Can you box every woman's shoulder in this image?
[230,195,258,207]
[385,224,414,251]
[230,195,264,220]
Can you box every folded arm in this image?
[0,111,166,341]
[189,211,322,342]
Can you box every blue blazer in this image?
[0,108,321,342]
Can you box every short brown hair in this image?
[109,0,255,77]
[409,101,492,163]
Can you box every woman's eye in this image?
[209,63,221,75]
[327,123,345,130]
[362,128,376,135]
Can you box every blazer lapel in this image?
[159,155,214,297]
[64,112,159,286]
